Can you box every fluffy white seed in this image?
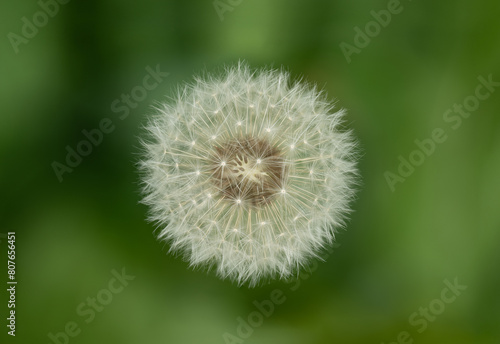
[139,63,358,286]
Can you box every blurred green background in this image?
[1,0,499,343]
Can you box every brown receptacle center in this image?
[210,137,286,207]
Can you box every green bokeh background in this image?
[1,0,499,343]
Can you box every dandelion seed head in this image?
[140,63,358,286]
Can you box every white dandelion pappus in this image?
[140,63,358,286]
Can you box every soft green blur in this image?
[1,0,499,343]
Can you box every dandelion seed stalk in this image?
[140,63,358,286]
